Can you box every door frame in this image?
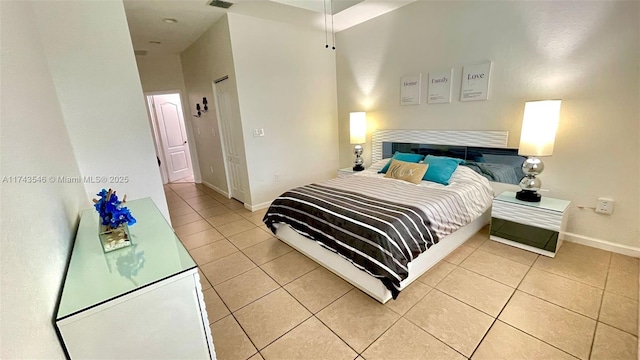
[144,90,200,184]
[211,80,234,200]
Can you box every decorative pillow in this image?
[378,152,425,174]
[422,155,461,185]
[434,155,466,165]
[384,159,429,184]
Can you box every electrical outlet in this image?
[595,197,614,215]
[210,166,214,173]
[197,127,201,135]
[275,173,281,182]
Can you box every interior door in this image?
[214,79,246,203]
[152,94,193,182]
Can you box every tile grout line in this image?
[495,264,600,360]
[358,285,468,358]
[310,289,368,356]
[226,246,316,355]
[169,185,264,358]
[588,253,613,359]
[470,257,598,359]
[463,244,624,306]
[468,262,535,359]
[397,291,474,359]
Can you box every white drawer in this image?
[492,200,563,232]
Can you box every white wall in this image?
[1,1,177,356]
[136,55,188,94]
[0,2,88,358]
[31,1,169,220]
[181,16,236,196]
[228,13,339,207]
[135,54,202,183]
[336,1,639,249]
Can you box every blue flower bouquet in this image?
[93,189,136,252]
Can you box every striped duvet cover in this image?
[263,166,493,297]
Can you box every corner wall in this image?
[1,1,174,356]
[335,1,639,249]
[1,2,89,358]
[181,16,237,196]
[228,13,339,207]
[32,0,169,219]
[181,13,339,208]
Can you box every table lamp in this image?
[516,100,561,202]
[350,112,366,171]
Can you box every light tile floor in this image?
[164,182,639,360]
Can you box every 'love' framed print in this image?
[460,62,492,102]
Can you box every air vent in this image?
[134,50,148,56]
[208,0,233,9]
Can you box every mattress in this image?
[263,165,493,296]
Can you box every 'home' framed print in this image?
[400,74,421,105]
[460,62,492,102]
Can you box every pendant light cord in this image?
[330,0,335,50]
[323,0,328,48]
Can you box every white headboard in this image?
[371,130,509,161]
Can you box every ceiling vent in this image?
[208,0,233,9]
[134,50,148,56]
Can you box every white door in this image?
[151,94,194,182]
[214,79,247,203]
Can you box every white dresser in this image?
[490,191,570,257]
[55,198,215,359]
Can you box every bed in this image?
[264,130,510,303]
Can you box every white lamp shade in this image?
[350,112,366,144]
[518,100,561,156]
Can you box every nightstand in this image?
[490,191,570,257]
[337,167,363,178]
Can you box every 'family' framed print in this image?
[427,69,453,104]
[460,62,492,102]
[400,74,421,105]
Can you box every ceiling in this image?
[270,0,364,15]
[124,0,415,57]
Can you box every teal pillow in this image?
[422,155,462,185]
[435,155,465,165]
[378,152,425,174]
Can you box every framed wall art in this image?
[460,62,492,102]
[400,74,421,105]
[427,69,453,104]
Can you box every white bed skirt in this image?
[274,208,491,304]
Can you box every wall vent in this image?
[134,50,148,56]
[208,0,233,9]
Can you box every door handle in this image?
[183,141,187,144]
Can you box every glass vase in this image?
[99,222,132,253]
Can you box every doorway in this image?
[145,92,195,184]
[213,77,247,204]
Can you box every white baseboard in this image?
[562,232,640,258]
[244,201,272,212]
[201,181,229,198]
[201,181,271,212]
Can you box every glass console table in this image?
[55,198,215,359]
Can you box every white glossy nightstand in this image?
[490,191,571,258]
[337,167,364,178]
